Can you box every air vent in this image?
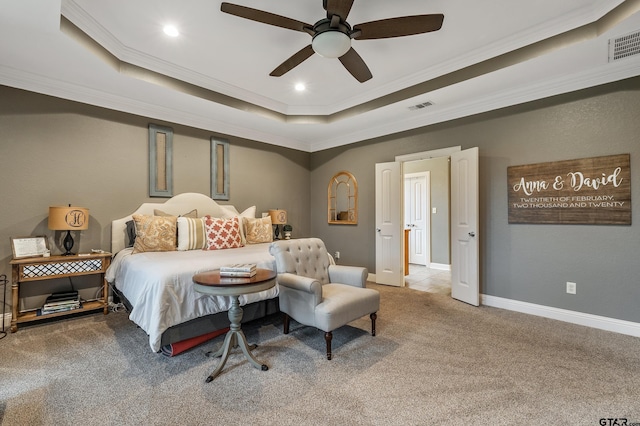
[609,30,640,62]
[408,101,434,111]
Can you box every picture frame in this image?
[211,137,230,200]
[328,171,358,225]
[10,236,49,259]
[507,153,631,225]
[149,124,174,197]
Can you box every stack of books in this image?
[219,263,257,278]
[40,291,81,315]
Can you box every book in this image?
[38,302,82,316]
[43,299,80,309]
[42,306,79,315]
[219,269,257,278]
[219,263,257,273]
[219,276,255,283]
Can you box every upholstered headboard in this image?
[111,193,242,253]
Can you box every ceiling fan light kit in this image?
[220,1,444,82]
[312,30,351,58]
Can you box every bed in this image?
[105,193,279,353]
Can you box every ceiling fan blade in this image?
[353,14,444,40]
[221,2,312,33]
[325,0,355,21]
[270,45,315,77]
[338,48,372,83]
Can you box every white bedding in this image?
[105,243,277,352]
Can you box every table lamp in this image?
[268,209,287,240]
[48,205,89,255]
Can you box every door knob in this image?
[468,231,476,237]
[376,228,381,232]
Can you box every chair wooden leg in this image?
[370,312,377,336]
[325,331,332,360]
[283,313,290,334]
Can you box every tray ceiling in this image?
[2,0,640,151]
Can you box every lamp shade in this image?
[48,206,89,231]
[268,209,287,225]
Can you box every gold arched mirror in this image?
[328,171,358,224]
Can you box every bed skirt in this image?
[112,287,280,351]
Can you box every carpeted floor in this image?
[1,283,638,426]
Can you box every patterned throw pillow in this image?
[131,214,177,254]
[177,217,206,250]
[243,216,273,244]
[203,216,243,250]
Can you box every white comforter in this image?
[105,244,277,352]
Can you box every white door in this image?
[375,161,403,286]
[404,172,429,266]
[450,147,479,306]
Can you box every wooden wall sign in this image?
[507,154,631,225]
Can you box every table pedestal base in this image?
[204,295,268,382]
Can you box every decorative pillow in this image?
[237,206,256,245]
[216,204,240,218]
[243,216,273,244]
[131,214,177,254]
[153,209,197,218]
[177,217,206,251]
[239,206,256,218]
[203,216,243,250]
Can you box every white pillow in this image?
[177,217,206,250]
[239,205,256,218]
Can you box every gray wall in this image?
[310,77,640,324]
[2,76,639,325]
[0,87,311,309]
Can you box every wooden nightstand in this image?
[9,252,111,332]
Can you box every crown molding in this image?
[3,53,638,153]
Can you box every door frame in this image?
[396,147,462,163]
[395,146,479,305]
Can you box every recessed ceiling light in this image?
[295,83,306,92]
[163,25,179,37]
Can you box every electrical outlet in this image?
[566,281,577,294]
[334,251,340,260]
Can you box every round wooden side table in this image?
[192,268,276,383]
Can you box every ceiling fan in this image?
[220,1,444,83]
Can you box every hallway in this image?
[405,264,451,295]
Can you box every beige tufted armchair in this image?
[269,238,380,360]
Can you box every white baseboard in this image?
[428,263,450,271]
[482,294,640,338]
